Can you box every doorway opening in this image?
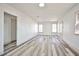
[4,12,17,54]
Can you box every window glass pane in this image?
[52,24,57,32]
[35,24,38,33]
[58,23,60,33]
[60,23,62,32]
[39,24,43,32]
[58,23,63,33]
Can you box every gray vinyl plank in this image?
[4,35,79,56]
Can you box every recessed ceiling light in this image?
[39,3,45,7]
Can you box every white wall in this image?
[38,22,52,35]
[38,21,59,35]
[0,7,4,55]
[43,22,52,35]
[0,4,37,55]
[62,4,79,48]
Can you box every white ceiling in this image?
[8,3,75,21]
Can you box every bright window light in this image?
[58,23,63,33]
[58,23,60,33]
[35,24,38,33]
[39,24,43,32]
[52,24,57,32]
[60,23,63,32]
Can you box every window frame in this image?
[38,23,43,33]
[52,23,57,33]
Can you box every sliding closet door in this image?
[4,13,11,45]
[11,16,17,43]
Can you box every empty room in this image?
[0,3,79,56]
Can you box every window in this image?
[38,24,43,32]
[58,23,63,33]
[60,23,63,32]
[52,24,57,32]
[58,23,60,33]
[35,23,38,33]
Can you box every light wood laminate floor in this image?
[4,35,79,56]
[4,41,17,54]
